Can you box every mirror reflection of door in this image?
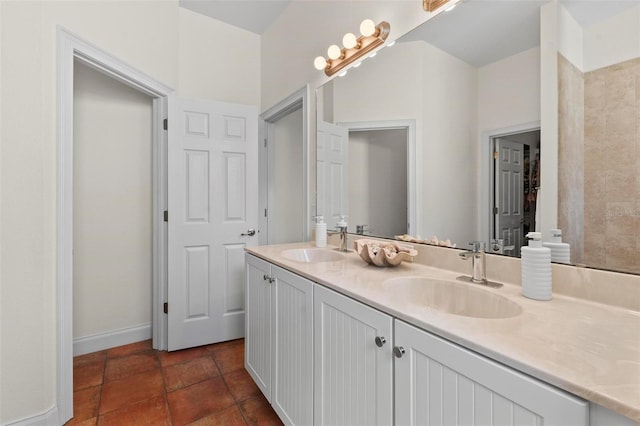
[493,130,540,257]
[317,120,349,231]
[349,128,408,238]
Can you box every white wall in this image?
[420,41,477,246]
[73,62,153,342]
[178,8,260,104]
[0,1,260,423]
[477,47,541,135]
[558,4,584,71]
[584,5,640,72]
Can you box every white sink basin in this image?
[382,277,522,319]
[281,248,344,263]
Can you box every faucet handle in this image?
[468,241,486,252]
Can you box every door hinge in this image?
[163,118,168,131]
[493,151,499,160]
[264,208,268,217]
[493,207,498,215]
[164,210,168,222]
[164,302,168,314]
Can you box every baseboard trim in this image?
[4,405,58,426]
[73,323,152,356]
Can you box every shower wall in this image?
[559,53,640,273]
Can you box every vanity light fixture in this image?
[423,0,452,12]
[313,19,391,77]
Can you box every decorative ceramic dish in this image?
[354,239,418,267]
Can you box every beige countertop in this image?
[246,242,640,422]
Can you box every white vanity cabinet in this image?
[394,319,589,426]
[245,254,313,426]
[313,284,393,426]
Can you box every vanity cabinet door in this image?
[394,320,589,426]
[314,284,393,426]
[245,254,273,401]
[271,265,314,426]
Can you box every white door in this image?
[245,254,273,399]
[314,284,393,425]
[495,138,524,257]
[394,320,588,426]
[272,265,314,426]
[317,120,348,230]
[168,96,258,351]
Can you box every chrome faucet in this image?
[459,241,488,284]
[328,224,349,252]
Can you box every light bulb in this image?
[360,19,376,37]
[342,32,358,49]
[327,44,342,60]
[314,56,327,70]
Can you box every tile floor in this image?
[66,339,283,425]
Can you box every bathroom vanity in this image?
[244,241,639,426]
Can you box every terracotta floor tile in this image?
[223,369,260,402]
[65,418,97,426]
[66,386,101,424]
[99,369,165,415]
[74,351,107,368]
[163,356,219,391]
[211,343,244,374]
[158,346,210,368]
[167,377,235,426]
[186,404,247,426]
[239,394,283,426]
[107,340,152,358]
[104,352,159,382]
[206,339,244,354]
[97,395,171,426]
[74,361,105,390]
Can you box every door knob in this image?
[241,228,256,236]
[393,346,406,358]
[375,336,387,347]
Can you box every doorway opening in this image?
[58,28,172,424]
[348,128,408,238]
[259,87,310,245]
[490,129,541,257]
[336,120,416,239]
[72,61,154,356]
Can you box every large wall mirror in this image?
[316,0,640,275]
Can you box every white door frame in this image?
[259,86,311,245]
[338,119,417,236]
[57,28,173,424]
[480,121,541,248]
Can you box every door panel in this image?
[495,138,525,257]
[168,96,258,351]
[317,121,348,230]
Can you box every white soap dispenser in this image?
[315,216,327,248]
[336,215,348,230]
[521,232,552,301]
[542,228,571,264]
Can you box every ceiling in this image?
[401,0,639,67]
[179,0,291,34]
[177,0,640,54]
